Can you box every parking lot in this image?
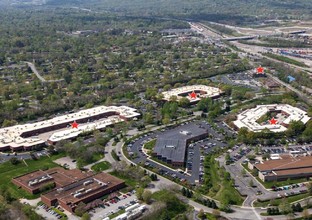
[91,191,138,220]
[54,156,77,169]
[262,144,312,155]
[37,203,67,220]
[219,144,309,206]
[210,70,263,91]
[0,150,48,164]
[127,120,232,184]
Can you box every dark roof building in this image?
[41,172,125,213]
[12,167,125,213]
[153,124,208,167]
[12,167,93,194]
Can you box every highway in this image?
[231,41,312,73]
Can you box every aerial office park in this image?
[1,83,311,219]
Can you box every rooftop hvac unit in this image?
[83,180,93,186]
[76,188,85,193]
[73,192,81,198]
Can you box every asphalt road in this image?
[25,61,64,83]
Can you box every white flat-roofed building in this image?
[0,106,140,151]
[162,85,223,103]
[233,104,310,132]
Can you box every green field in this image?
[109,170,138,188]
[151,190,188,219]
[109,209,125,219]
[91,161,111,172]
[0,153,64,199]
[203,156,244,206]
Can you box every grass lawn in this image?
[91,161,111,172]
[109,209,125,219]
[205,213,220,220]
[206,158,244,205]
[151,190,188,219]
[109,171,137,188]
[0,153,64,199]
[144,139,156,150]
[254,193,310,207]
[111,150,120,161]
[261,178,309,189]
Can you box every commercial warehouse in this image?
[162,85,223,103]
[249,155,312,182]
[233,104,310,132]
[0,105,140,151]
[152,124,208,167]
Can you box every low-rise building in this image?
[249,155,312,182]
[12,167,125,213]
[0,105,139,151]
[162,85,223,103]
[233,104,310,132]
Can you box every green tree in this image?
[142,190,152,204]
[286,120,305,137]
[279,198,292,214]
[81,213,91,220]
[198,209,205,220]
[178,97,190,108]
[74,202,86,217]
[136,187,144,200]
[241,169,247,177]
[9,157,20,165]
[225,153,231,162]
[181,187,186,196]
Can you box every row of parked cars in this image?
[262,148,285,154]
[272,183,307,191]
[38,204,65,219]
[100,191,137,218]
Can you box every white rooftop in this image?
[162,85,222,102]
[0,105,140,150]
[233,104,310,132]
